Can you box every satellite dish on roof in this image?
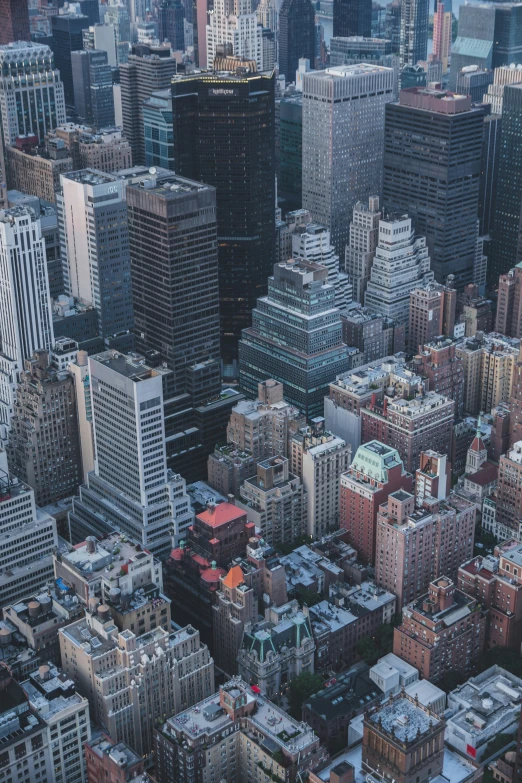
[149,167,157,175]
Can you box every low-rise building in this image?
[154,678,328,783]
[393,577,487,683]
[280,542,353,596]
[84,735,147,782]
[446,666,522,760]
[369,652,419,693]
[207,444,256,498]
[237,601,315,698]
[59,613,214,760]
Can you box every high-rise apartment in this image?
[60,612,214,761]
[302,64,394,257]
[413,338,465,417]
[345,196,381,304]
[51,12,90,106]
[171,67,275,375]
[6,140,73,204]
[340,440,412,564]
[57,170,134,348]
[383,87,484,288]
[278,0,316,79]
[333,0,371,38]
[496,263,522,338]
[409,283,456,353]
[8,350,81,507]
[71,49,115,129]
[399,0,429,67]
[495,442,522,539]
[491,85,522,283]
[364,214,434,343]
[0,207,54,443]
[455,332,519,416]
[510,346,522,446]
[0,449,59,609]
[69,351,194,556]
[120,44,177,166]
[0,0,30,45]
[239,260,352,418]
[0,42,66,148]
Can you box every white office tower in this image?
[0,207,54,443]
[69,351,194,556]
[257,0,278,34]
[0,449,59,608]
[345,196,382,304]
[206,0,264,69]
[292,223,352,311]
[364,214,433,336]
[302,64,394,257]
[483,64,522,115]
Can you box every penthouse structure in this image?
[394,577,487,682]
[375,489,475,609]
[340,441,412,564]
[361,390,455,473]
[59,613,214,760]
[154,679,328,783]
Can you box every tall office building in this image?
[432,0,451,72]
[120,44,177,166]
[302,64,394,257]
[57,170,134,348]
[0,42,66,147]
[104,3,131,53]
[364,214,434,341]
[0,0,30,45]
[345,196,382,304]
[143,90,174,170]
[479,112,501,238]
[71,49,115,129]
[51,13,90,106]
[0,207,54,443]
[0,449,58,609]
[206,0,263,70]
[159,0,185,49]
[333,0,371,38]
[490,85,522,283]
[278,0,315,80]
[383,87,484,288]
[399,0,429,67]
[239,259,352,418]
[126,170,220,398]
[69,350,194,555]
[172,68,276,376]
[278,93,303,212]
[8,350,81,507]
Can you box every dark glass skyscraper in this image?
[399,0,429,67]
[71,49,115,129]
[278,0,316,80]
[159,0,185,50]
[333,0,372,39]
[51,13,89,106]
[490,84,522,283]
[383,87,484,288]
[171,68,276,377]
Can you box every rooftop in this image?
[197,502,246,528]
[304,664,381,721]
[368,694,442,743]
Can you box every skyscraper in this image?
[205,0,264,70]
[51,13,90,107]
[159,0,185,50]
[490,85,522,283]
[0,0,30,46]
[333,0,371,38]
[278,93,303,211]
[143,90,174,170]
[57,170,134,348]
[291,222,352,310]
[364,214,434,341]
[0,42,66,146]
[125,170,221,400]
[432,0,451,72]
[278,0,316,80]
[71,49,115,129]
[120,44,177,166]
[0,207,54,443]
[399,0,429,67]
[239,259,352,418]
[302,64,394,257]
[69,350,193,555]
[383,87,484,288]
[171,67,275,376]
[345,196,381,304]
